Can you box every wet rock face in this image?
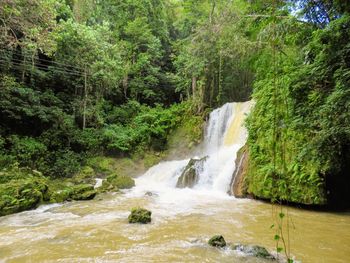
[232,244,275,260]
[176,156,207,188]
[230,145,249,198]
[128,208,152,224]
[208,235,226,248]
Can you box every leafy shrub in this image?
[49,150,81,178]
[8,136,47,169]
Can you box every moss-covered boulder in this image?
[49,188,71,203]
[0,179,49,216]
[176,156,207,188]
[99,173,135,193]
[70,184,96,200]
[128,207,152,224]
[72,166,95,185]
[232,244,275,260]
[49,184,96,202]
[0,166,51,216]
[208,235,226,248]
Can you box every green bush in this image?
[49,150,81,178]
[8,136,47,169]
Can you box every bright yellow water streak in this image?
[224,103,246,146]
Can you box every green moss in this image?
[0,165,45,184]
[49,184,96,202]
[128,207,151,224]
[72,166,95,184]
[86,156,115,175]
[49,188,71,203]
[99,173,135,193]
[70,184,96,200]
[0,179,49,216]
[143,152,164,169]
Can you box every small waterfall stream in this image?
[136,101,252,193]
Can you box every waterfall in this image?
[135,101,252,194]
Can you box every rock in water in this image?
[128,207,152,224]
[176,156,207,188]
[208,235,226,248]
[230,145,249,198]
[70,184,96,200]
[232,244,275,260]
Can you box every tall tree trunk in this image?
[82,67,87,130]
[192,76,197,98]
[123,74,128,99]
[21,56,26,83]
[217,51,223,104]
[210,0,216,24]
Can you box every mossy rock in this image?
[73,166,96,184]
[0,179,48,216]
[49,188,72,203]
[110,174,135,189]
[232,244,275,260]
[70,184,96,200]
[99,173,135,193]
[49,184,96,203]
[208,235,226,248]
[0,166,45,184]
[176,156,207,188]
[128,207,152,224]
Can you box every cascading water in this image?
[135,101,253,194]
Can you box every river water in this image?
[1,102,349,262]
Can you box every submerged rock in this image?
[128,207,152,224]
[176,156,207,188]
[145,191,158,197]
[232,244,275,260]
[208,235,226,248]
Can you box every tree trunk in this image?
[123,74,128,99]
[192,76,197,98]
[82,67,87,130]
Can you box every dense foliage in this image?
[246,5,350,206]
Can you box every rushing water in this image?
[1,102,350,263]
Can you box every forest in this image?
[1,0,350,262]
[0,0,350,214]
